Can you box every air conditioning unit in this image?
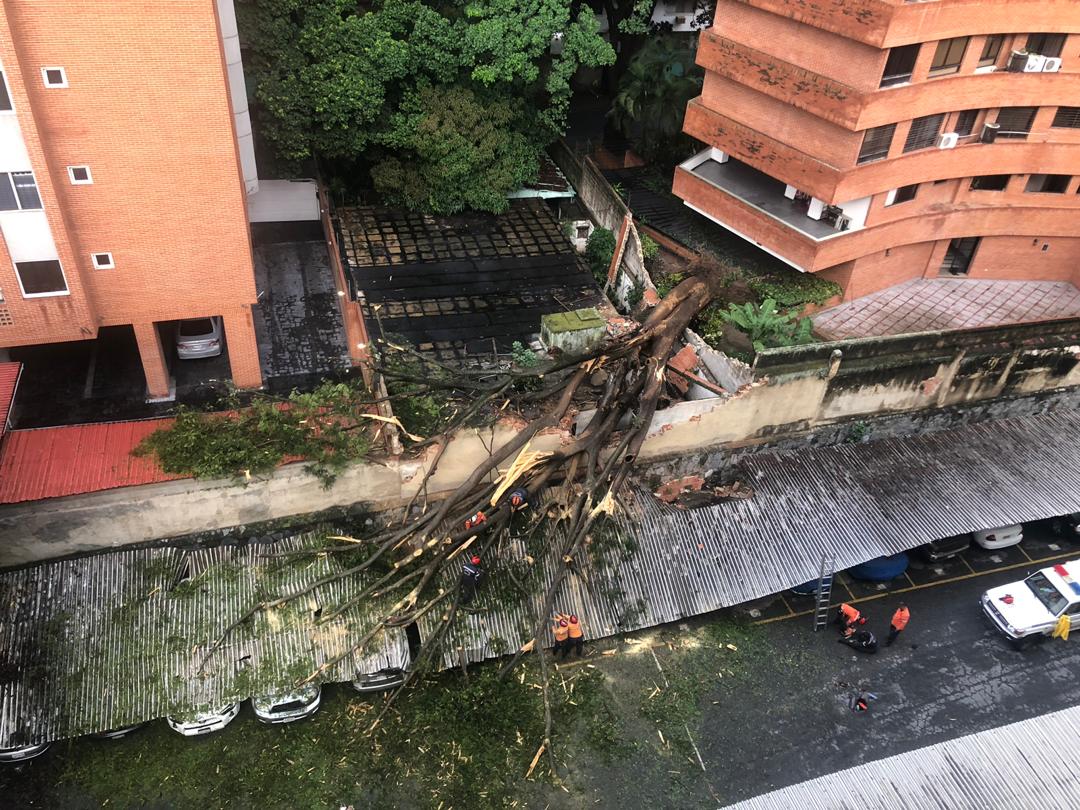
[834,215,851,232]
[1007,50,1047,73]
[1023,53,1047,72]
[980,122,1000,144]
[1042,57,1063,72]
[936,132,959,149]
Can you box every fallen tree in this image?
[200,256,733,766]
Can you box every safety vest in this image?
[462,560,481,580]
[840,603,860,623]
[891,607,910,631]
[553,622,569,642]
[567,619,583,639]
[464,511,487,531]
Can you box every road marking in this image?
[779,594,796,618]
[960,555,977,575]
[904,571,917,588]
[1019,545,1034,562]
[754,549,1077,625]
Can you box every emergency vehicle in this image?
[982,559,1080,646]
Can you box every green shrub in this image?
[640,233,660,263]
[654,272,684,298]
[719,298,817,353]
[747,272,841,308]
[510,340,538,367]
[586,227,617,284]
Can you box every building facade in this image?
[674,0,1080,301]
[0,0,262,398]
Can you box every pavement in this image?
[814,278,1080,340]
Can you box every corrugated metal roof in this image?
[0,418,185,504]
[722,703,1080,809]
[426,410,1080,668]
[0,533,409,747]
[0,362,20,440]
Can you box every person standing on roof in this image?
[460,554,483,605]
[886,603,910,646]
[835,603,865,635]
[552,616,569,658]
[463,511,487,533]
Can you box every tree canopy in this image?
[240,0,614,213]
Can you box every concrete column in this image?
[133,323,173,400]
[807,198,826,220]
[783,185,797,200]
[224,306,263,389]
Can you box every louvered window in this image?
[904,114,945,152]
[857,124,896,164]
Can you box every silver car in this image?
[351,666,406,693]
[176,316,223,359]
[252,684,321,725]
[91,722,146,740]
[0,742,50,764]
[166,703,240,736]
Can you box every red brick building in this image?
[674,0,1080,301]
[0,0,262,398]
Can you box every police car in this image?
[982,560,1080,646]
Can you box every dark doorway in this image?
[939,237,981,276]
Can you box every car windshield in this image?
[179,318,214,337]
[1025,572,1069,615]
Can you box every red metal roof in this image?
[0,362,21,441]
[0,417,187,504]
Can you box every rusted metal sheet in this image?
[0,418,184,504]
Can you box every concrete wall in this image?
[4,317,1080,566]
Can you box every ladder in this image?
[812,551,836,632]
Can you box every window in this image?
[1052,107,1080,129]
[1025,174,1070,194]
[0,172,42,210]
[929,37,968,76]
[970,175,1010,191]
[15,259,68,296]
[0,69,12,111]
[954,109,979,136]
[939,237,980,276]
[888,184,919,205]
[41,67,67,88]
[978,35,1004,67]
[880,44,920,87]
[67,165,92,185]
[996,106,1037,139]
[904,113,945,152]
[91,252,115,269]
[1025,572,1069,615]
[857,124,896,164]
[1026,33,1067,58]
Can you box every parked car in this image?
[789,579,823,597]
[972,524,1023,550]
[252,684,321,725]
[1049,512,1080,540]
[982,559,1080,647]
[0,742,50,764]
[176,316,223,359]
[352,665,406,693]
[848,552,909,582]
[166,703,240,736]
[91,722,146,740]
[916,534,971,562]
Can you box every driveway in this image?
[814,278,1080,340]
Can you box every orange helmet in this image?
[470,555,481,565]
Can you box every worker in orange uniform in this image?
[835,603,866,636]
[886,603,910,646]
[552,616,569,658]
[566,614,585,658]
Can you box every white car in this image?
[0,742,50,764]
[91,722,146,740]
[972,524,1023,550]
[982,560,1080,646]
[252,684,321,725]
[166,703,240,736]
[351,665,406,693]
[176,316,223,359]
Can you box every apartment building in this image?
[0,0,262,399]
[673,0,1080,301]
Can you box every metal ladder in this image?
[813,551,836,632]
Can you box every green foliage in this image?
[654,272,684,298]
[609,36,703,161]
[626,278,646,309]
[511,340,539,367]
[134,382,372,485]
[719,298,817,354]
[240,0,614,213]
[380,348,449,438]
[747,272,842,308]
[640,233,660,263]
[586,227,617,284]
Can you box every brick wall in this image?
[969,236,1080,286]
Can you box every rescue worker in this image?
[557,613,584,658]
[835,602,866,635]
[886,603,910,646]
[463,511,487,533]
[838,629,878,654]
[460,554,483,605]
[508,487,529,512]
[552,616,569,658]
